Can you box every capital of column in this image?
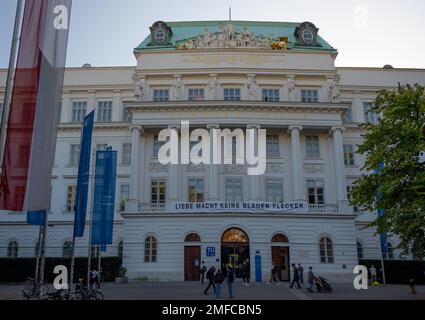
[330,126,346,136]
[247,124,261,130]
[168,124,181,131]
[130,125,144,134]
[207,124,220,131]
[287,125,303,135]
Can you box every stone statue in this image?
[287,76,296,101]
[208,75,218,100]
[203,28,213,47]
[197,33,204,48]
[242,27,252,47]
[134,76,146,100]
[247,74,260,100]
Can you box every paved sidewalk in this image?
[1,281,424,300]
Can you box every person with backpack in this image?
[227,266,235,299]
[289,264,301,289]
[204,266,216,295]
[214,269,225,300]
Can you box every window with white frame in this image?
[224,88,241,101]
[71,101,87,123]
[342,104,353,122]
[153,89,169,102]
[66,185,77,212]
[225,179,243,202]
[363,102,379,124]
[306,136,320,158]
[122,106,132,122]
[307,180,324,205]
[188,88,205,101]
[69,144,80,165]
[319,237,334,263]
[262,89,280,102]
[7,241,19,258]
[266,135,280,158]
[145,236,157,262]
[97,101,113,122]
[151,179,166,204]
[122,143,132,165]
[266,179,284,202]
[343,144,355,166]
[120,184,130,211]
[301,89,319,103]
[188,178,204,203]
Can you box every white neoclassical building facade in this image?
[1,20,424,282]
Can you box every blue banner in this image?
[27,211,47,226]
[91,148,117,252]
[73,111,94,238]
[375,162,388,257]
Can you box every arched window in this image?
[63,241,73,258]
[272,234,289,243]
[357,242,363,260]
[185,233,201,242]
[7,241,19,258]
[117,240,124,259]
[222,228,249,243]
[383,243,394,260]
[145,236,157,263]
[319,237,334,264]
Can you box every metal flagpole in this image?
[34,225,43,284]
[38,211,49,288]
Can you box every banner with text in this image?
[167,202,309,214]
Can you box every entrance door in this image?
[221,244,250,278]
[272,246,290,281]
[184,246,201,281]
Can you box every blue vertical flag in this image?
[73,111,95,237]
[375,162,388,258]
[27,211,47,226]
[91,148,117,252]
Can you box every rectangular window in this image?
[151,179,166,204]
[66,185,77,212]
[224,88,241,101]
[343,144,355,166]
[301,89,319,103]
[72,101,87,123]
[153,89,169,102]
[266,179,284,202]
[122,107,132,122]
[122,143,132,165]
[306,136,320,158]
[188,89,205,101]
[188,178,204,203]
[97,101,113,122]
[120,184,130,211]
[347,186,359,212]
[266,135,280,158]
[69,144,80,166]
[363,102,379,124]
[153,135,167,158]
[307,180,324,205]
[342,104,353,122]
[262,89,280,102]
[225,179,243,202]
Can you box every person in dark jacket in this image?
[227,266,235,299]
[214,270,225,300]
[204,266,216,295]
[200,261,207,284]
[289,264,301,289]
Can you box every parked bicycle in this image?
[22,278,49,300]
[74,279,104,300]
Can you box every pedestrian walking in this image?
[307,266,316,293]
[289,264,301,289]
[267,262,280,285]
[298,264,304,284]
[242,260,250,286]
[227,266,235,299]
[370,265,377,284]
[200,261,207,284]
[214,270,225,300]
[204,266,216,295]
[90,269,101,289]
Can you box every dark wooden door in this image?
[272,246,290,281]
[184,246,201,281]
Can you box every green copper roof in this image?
[135,20,336,52]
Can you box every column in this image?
[247,124,262,201]
[129,125,142,201]
[168,125,180,202]
[207,124,220,201]
[352,93,364,123]
[330,127,348,205]
[288,126,303,201]
[113,90,121,122]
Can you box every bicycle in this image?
[22,278,49,300]
[74,281,104,300]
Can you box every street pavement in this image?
[1,281,424,300]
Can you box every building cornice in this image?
[58,122,131,132]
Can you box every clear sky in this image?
[1,0,424,68]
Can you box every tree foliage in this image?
[353,84,425,258]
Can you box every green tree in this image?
[353,84,425,259]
